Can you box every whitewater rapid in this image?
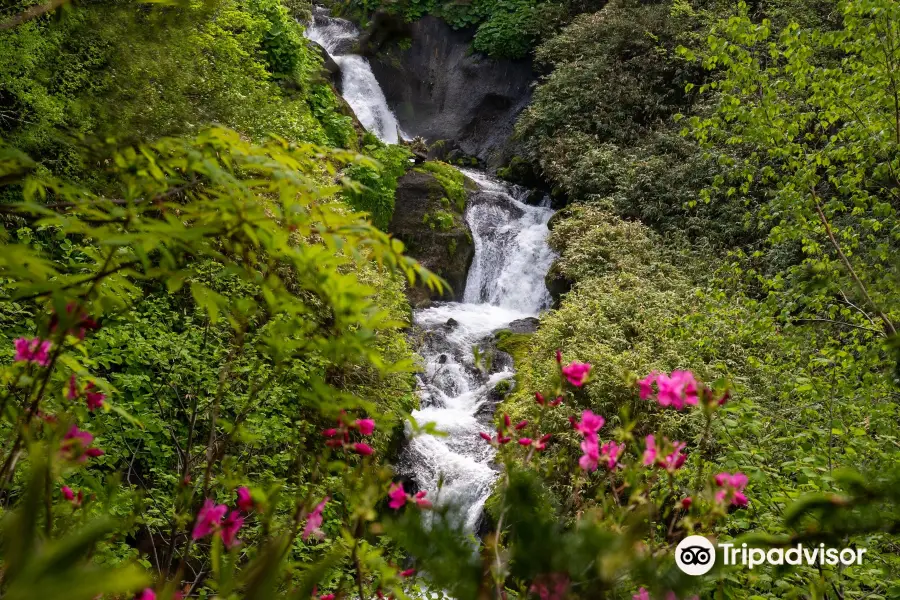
[306,10,555,532]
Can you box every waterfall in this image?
[305,10,555,532]
[306,8,405,143]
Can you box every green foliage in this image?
[422,209,455,232]
[415,161,467,213]
[343,141,413,230]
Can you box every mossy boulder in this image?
[389,167,475,306]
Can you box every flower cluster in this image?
[642,435,687,474]
[14,337,51,366]
[557,350,592,388]
[387,482,431,510]
[572,410,622,472]
[66,375,107,411]
[60,425,104,462]
[638,370,698,410]
[303,496,329,541]
[714,472,749,507]
[322,412,376,455]
[191,486,258,549]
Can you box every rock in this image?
[389,170,474,305]
[505,317,540,335]
[357,9,411,56]
[544,261,573,307]
[444,318,459,329]
[368,16,535,169]
[307,40,342,91]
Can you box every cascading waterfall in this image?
[305,11,555,532]
[306,7,405,143]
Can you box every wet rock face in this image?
[367,16,535,169]
[389,170,474,306]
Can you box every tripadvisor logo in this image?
[675,536,867,576]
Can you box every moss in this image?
[494,329,533,367]
[416,161,467,213]
[448,237,458,256]
[493,378,512,396]
[423,209,456,232]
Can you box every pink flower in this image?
[303,496,329,541]
[561,362,591,387]
[414,490,432,508]
[236,486,254,512]
[535,392,546,406]
[638,372,657,400]
[66,375,78,400]
[61,425,103,462]
[61,485,75,501]
[352,443,374,455]
[320,595,335,600]
[479,432,492,442]
[84,382,105,411]
[192,498,228,540]
[530,573,569,600]
[599,440,624,470]
[534,433,552,451]
[322,428,338,437]
[388,483,408,510]
[654,371,699,410]
[579,437,600,472]
[633,589,650,600]
[549,396,563,407]
[681,497,693,510]
[555,350,562,364]
[136,589,156,600]
[714,472,749,507]
[356,418,375,435]
[498,436,512,444]
[660,441,687,473]
[517,437,532,446]
[400,568,416,577]
[220,510,243,548]
[14,338,52,366]
[503,414,511,427]
[573,410,604,440]
[642,435,657,466]
[515,420,528,430]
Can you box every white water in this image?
[305,10,555,533]
[306,9,405,143]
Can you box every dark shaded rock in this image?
[444,318,459,329]
[358,9,411,56]
[505,317,540,335]
[389,170,474,306]
[307,40,342,91]
[547,210,566,231]
[369,16,535,169]
[544,261,573,307]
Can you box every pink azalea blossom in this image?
[579,437,600,472]
[561,362,591,387]
[66,375,79,400]
[236,486,254,512]
[14,338,52,366]
[414,490,432,508]
[517,437,532,446]
[715,472,749,507]
[638,372,657,400]
[356,418,375,435]
[61,485,75,501]
[535,392,546,406]
[61,425,103,462]
[642,435,657,466]
[599,440,624,469]
[681,497,693,510]
[192,498,228,540]
[549,396,563,407]
[515,420,528,430]
[534,433,552,451]
[503,414,511,427]
[660,441,687,473]
[303,496,329,541]
[84,382,105,411]
[352,443,374,456]
[221,510,244,548]
[322,428,338,437]
[400,568,416,577]
[530,573,569,600]
[388,483,408,510]
[136,589,156,600]
[320,595,335,600]
[654,371,699,410]
[633,589,650,600]
[574,410,605,440]
[479,432,492,442]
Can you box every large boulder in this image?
[389,169,475,306]
[367,16,535,170]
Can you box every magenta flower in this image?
[400,568,416,577]
[681,497,693,510]
[633,589,650,600]
[388,483,408,510]
[414,490,432,508]
[503,413,511,427]
[14,338,52,366]
[515,420,528,430]
[579,437,600,472]
[638,372,658,400]
[322,428,338,437]
[236,486,254,513]
[654,371,699,410]
[535,392,546,406]
[136,589,156,600]
[320,595,335,600]
[660,441,687,473]
[356,418,375,435]
[192,498,228,540]
[642,435,657,466]
[84,382,105,411]
[66,375,79,400]
[599,440,624,469]
[61,485,75,501]
[479,432,492,442]
[61,425,103,462]
[220,510,243,548]
[302,496,329,541]
[352,442,374,455]
[530,573,569,600]
[517,437,533,446]
[574,410,604,439]
[561,362,591,387]
[715,472,749,507]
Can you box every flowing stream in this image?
[306,11,555,532]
